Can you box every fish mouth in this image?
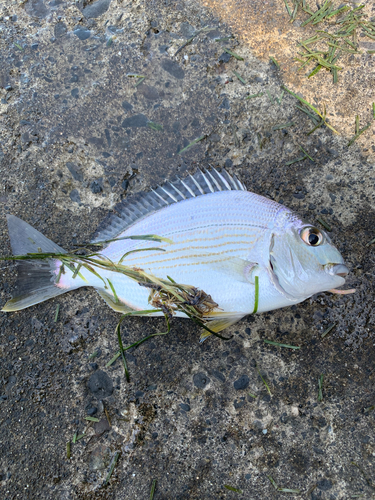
[325,263,349,278]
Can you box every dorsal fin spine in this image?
[200,169,214,193]
[234,174,245,190]
[170,182,186,200]
[152,189,169,205]
[216,170,232,190]
[160,186,178,202]
[190,174,205,195]
[180,179,196,197]
[206,169,222,191]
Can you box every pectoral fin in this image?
[207,257,259,283]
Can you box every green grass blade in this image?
[224,485,242,493]
[270,56,280,69]
[107,279,119,304]
[223,48,244,60]
[178,135,206,154]
[321,323,336,338]
[150,479,157,499]
[118,246,165,264]
[252,276,259,313]
[233,70,246,84]
[264,340,301,349]
[117,323,130,382]
[104,451,121,486]
[147,121,163,131]
[53,304,60,323]
[272,122,295,130]
[316,217,332,231]
[298,145,315,162]
[285,155,307,165]
[246,92,264,99]
[256,364,272,396]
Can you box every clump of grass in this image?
[287,2,375,84]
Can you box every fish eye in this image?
[300,227,323,247]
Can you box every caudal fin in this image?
[2,216,78,312]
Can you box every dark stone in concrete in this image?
[87,371,113,398]
[66,162,83,182]
[219,97,230,109]
[69,189,81,204]
[93,417,111,434]
[24,0,49,18]
[82,0,111,19]
[180,403,191,411]
[219,52,232,63]
[317,479,333,491]
[179,22,195,38]
[234,398,246,409]
[121,101,133,111]
[90,180,103,194]
[161,59,185,79]
[137,84,159,100]
[122,114,148,128]
[73,27,91,41]
[86,406,97,416]
[193,372,210,389]
[234,375,250,390]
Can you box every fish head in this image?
[269,216,348,299]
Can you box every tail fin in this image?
[2,215,79,312]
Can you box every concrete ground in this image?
[0,0,374,499]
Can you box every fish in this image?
[1,168,353,335]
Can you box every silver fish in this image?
[2,169,352,333]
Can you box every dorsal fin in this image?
[91,168,246,243]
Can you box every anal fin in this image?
[96,289,136,313]
[200,314,245,342]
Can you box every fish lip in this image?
[325,263,349,277]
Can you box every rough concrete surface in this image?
[0,0,374,499]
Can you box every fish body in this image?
[2,169,349,332]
